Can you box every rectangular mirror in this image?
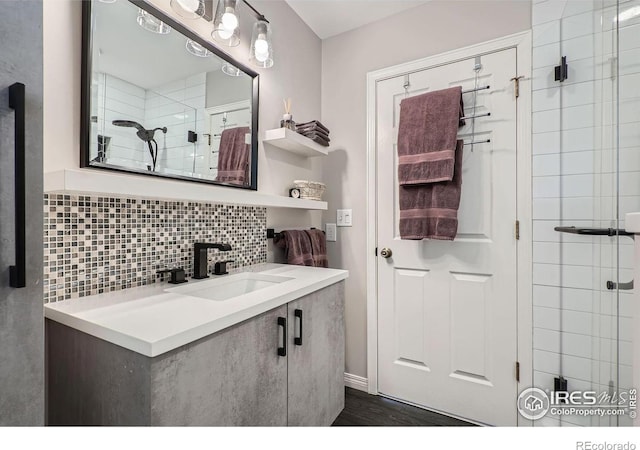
[81,0,259,189]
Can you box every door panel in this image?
[377,48,518,426]
[287,282,345,426]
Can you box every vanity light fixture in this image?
[212,0,241,47]
[207,0,275,67]
[136,8,171,34]
[186,39,212,57]
[221,63,241,76]
[170,0,206,19]
[249,16,273,68]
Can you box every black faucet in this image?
[193,242,232,279]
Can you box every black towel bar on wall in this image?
[267,228,325,239]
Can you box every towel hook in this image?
[403,74,410,98]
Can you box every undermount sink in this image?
[167,272,294,301]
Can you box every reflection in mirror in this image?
[83,0,259,189]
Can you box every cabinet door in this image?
[287,282,345,426]
[151,305,288,426]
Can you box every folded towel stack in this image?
[296,120,330,147]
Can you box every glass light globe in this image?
[217,28,233,40]
[177,0,199,12]
[255,51,269,63]
[222,11,238,30]
[255,38,268,54]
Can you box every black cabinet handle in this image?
[8,83,26,288]
[277,317,287,357]
[294,309,303,346]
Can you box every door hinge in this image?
[515,220,520,240]
[510,76,524,98]
[516,361,520,382]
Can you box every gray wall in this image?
[206,70,252,108]
[320,1,532,378]
[0,0,44,425]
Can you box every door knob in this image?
[380,247,392,258]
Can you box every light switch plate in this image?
[337,209,352,227]
[325,223,337,242]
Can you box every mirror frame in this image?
[80,0,260,190]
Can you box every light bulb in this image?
[177,0,199,13]
[222,10,238,30]
[255,50,269,63]
[217,28,233,40]
[255,38,268,54]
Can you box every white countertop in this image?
[44,264,348,357]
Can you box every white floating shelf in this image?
[44,169,327,211]
[262,128,329,157]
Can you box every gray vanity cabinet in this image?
[150,304,289,426]
[47,281,345,426]
[287,282,345,426]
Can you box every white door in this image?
[376,48,519,426]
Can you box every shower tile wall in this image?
[94,72,208,175]
[147,73,208,175]
[95,73,146,168]
[532,0,639,427]
[43,193,267,303]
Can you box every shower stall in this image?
[531,0,639,426]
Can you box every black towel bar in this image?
[462,85,490,94]
[463,139,491,145]
[267,228,325,239]
[461,112,491,121]
[554,226,633,238]
[555,226,634,291]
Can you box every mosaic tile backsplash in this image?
[44,193,267,303]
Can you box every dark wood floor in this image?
[332,388,475,426]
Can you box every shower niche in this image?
[81,0,259,190]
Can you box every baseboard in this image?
[344,373,368,392]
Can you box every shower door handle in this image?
[607,280,634,291]
[8,83,26,288]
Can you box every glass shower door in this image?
[531,0,636,427]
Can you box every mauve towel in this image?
[305,229,328,268]
[215,126,251,185]
[299,130,330,142]
[274,230,314,266]
[302,133,330,147]
[397,86,464,185]
[399,140,464,240]
[296,120,330,134]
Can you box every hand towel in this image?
[399,140,464,240]
[299,130,330,142]
[296,120,330,134]
[305,229,328,268]
[215,126,251,185]
[300,132,330,147]
[397,86,464,185]
[274,230,314,266]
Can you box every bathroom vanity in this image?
[45,264,348,426]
